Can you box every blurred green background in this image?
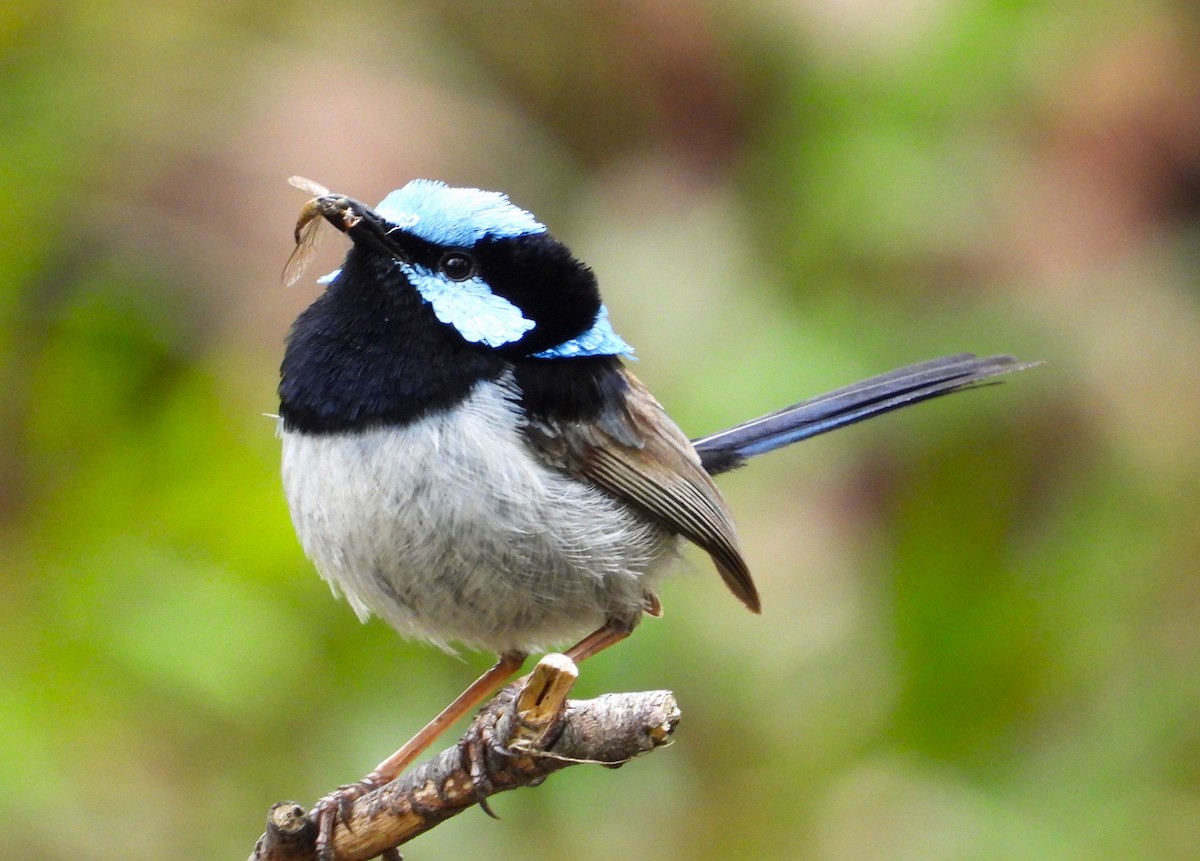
[4,1,1199,859]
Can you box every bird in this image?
[277,176,1030,855]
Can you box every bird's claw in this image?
[310,774,384,861]
[459,713,509,819]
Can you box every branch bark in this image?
[247,654,680,861]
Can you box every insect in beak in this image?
[282,176,362,287]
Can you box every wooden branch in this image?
[248,654,680,861]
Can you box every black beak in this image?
[284,179,417,287]
[304,195,411,263]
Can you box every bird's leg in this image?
[366,650,529,784]
[564,618,634,663]
[459,617,637,813]
[312,650,527,861]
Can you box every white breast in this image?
[280,380,675,654]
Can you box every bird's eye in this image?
[439,252,476,282]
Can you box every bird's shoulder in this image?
[513,357,759,612]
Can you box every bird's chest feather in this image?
[279,380,674,653]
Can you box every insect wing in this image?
[282,199,327,287]
[287,175,330,197]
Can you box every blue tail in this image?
[694,353,1031,475]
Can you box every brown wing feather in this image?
[525,367,760,612]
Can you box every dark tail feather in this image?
[694,353,1035,476]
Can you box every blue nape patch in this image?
[533,305,635,359]
[376,180,546,247]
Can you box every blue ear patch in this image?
[400,262,535,348]
[312,262,534,349]
[533,305,635,359]
[376,180,546,247]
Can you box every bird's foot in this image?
[310,772,385,861]
[458,695,515,819]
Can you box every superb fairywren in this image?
[278,177,1028,852]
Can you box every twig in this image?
[248,654,681,861]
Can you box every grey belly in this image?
[279,385,675,654]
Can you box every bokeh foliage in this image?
[3,2,1200,859]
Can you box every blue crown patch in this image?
[375,180,546,247]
